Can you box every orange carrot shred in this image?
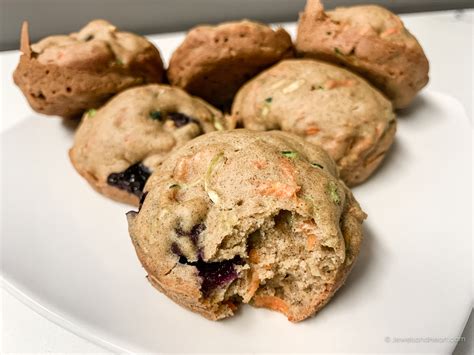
[257,181,300,199]
[306,126,320,136]
[306,234,317,251]
[254,155,301,199]
[279,157,297,181]
[174,157,190,181]
[246,269,260,301]
[249,249,260,264]
[325,79,356,90]
[253,295,289,315]
[382,27,400,36]
[224,300,238,312]
[253,160,268,169]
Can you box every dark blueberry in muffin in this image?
[197,258,239,296]
[190,223,206,245]
[138,191,148,210]
[175,223,206,245]
[177,255,241,296]
[149,111,201,129]
[126,210,138,218]
[168,112,193,127]
[171,242,182,256]
[107,163,151,197]
[175,226,187,237]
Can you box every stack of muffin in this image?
[13,0,428,322]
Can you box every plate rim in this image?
[1,276,130,353]
[0,89,471,354]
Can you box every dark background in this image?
[0,0,473,50]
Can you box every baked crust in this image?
[167,20,293,109]
[127,130,367,321]
[69,84,227,205]
[13,21,164,118]
[232,59,396,186]
[296,0,429,108]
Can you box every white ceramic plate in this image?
[0,25,471,354]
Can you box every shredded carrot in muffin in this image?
[295,219,319,251]
[253,295,289,315]
[254,156,301,198]
[257,181,301,198]
[174,157,191,181]
[249,249,260,263]
[306,234,318,251]
[245,269,261,301]
[279,157,297,181]
[381,27,400,37]
[174,152,210,182]
[253,160,268,169]
[324,79,356,89]
[305,126,320,135]
[223,300,238,312]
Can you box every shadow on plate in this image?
[61,117,81,134]
[396,94,428,119]
[308,222,377,321]
[357,138,404,187]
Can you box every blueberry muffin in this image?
[232,59,396,186]
[296,0,429,108]
[69,84,227,205]
[13,20,164,118]
[167,20,293,109]
[127,130,366,322]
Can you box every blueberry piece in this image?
[149,111,201,129]
[190,223,206,245]
[175,223,206,245]
[167,112,192,127]
[126,210,138,218]
[197,248,205,260]
[175,226,187,237]
[171,242,182,256]
[107,163,151,197]
[168,112,202,129]
[176,255,241,297]
[138,191,148,211]
[197,258,239,297]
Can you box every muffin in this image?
[13,20,164,118]
[232,59,396,186]
[296,0,429,108]
[69,84,227,205]
[127,130,366,322]
[167,20,293,109]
